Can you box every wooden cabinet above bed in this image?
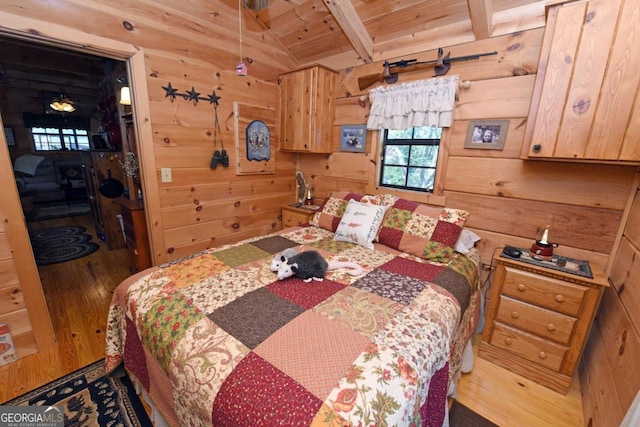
[279,65,337,153]
[479,250,607,394]
[522,0,640,163]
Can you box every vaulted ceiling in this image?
[249,0,546,70]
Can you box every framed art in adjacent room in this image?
[340,124,367,152]
[4,127,15,146]
[464,120,509,150]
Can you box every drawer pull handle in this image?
[517,284,526,292]
[504,338,512,346]
[547,324,556,331]
[511,311,519,319]
[538,351,547,360]
[555,294,565,303]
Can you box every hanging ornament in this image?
[236,0,247,76]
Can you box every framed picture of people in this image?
[464,120,509,150]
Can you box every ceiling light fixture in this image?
[49,94,75,113]
[243,0,269,11]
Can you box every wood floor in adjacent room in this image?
[0,215,584,426]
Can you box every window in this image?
[31,127,90,151]
[379,126,442,192]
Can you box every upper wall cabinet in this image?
[279,65,337,153]
[523,0,640,163]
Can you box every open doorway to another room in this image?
[0,35,145,378]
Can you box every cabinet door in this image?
[280,69,313,152]
[279,66,336,153]
[524,0,640,162]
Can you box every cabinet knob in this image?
[511,311,519,319]
[532,144,542,153]
[517,284,526,292]
[547,324,556,331]
[555,294,565,303]
[504,338,512,346]
[538,351,547,360]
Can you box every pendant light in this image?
[236,0,247,76]
[49,94,75,113]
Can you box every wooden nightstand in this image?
[478,249,608,394]
[281,204,318,228]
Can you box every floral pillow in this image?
[310,191,364,232]
[377,198,469,263]
[334,200,388,249]
[310,192,398,232]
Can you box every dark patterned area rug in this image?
[29,226,99,266]
[450,399,498,427]
[2,359,151,426]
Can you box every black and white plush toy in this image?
[276,250,363,282]
[270,248,298,272]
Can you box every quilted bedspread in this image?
[106,225,480,427]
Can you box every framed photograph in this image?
[464,120,509,150]
[340,124,367,152]
[4,127,15,146]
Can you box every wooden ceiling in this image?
[0,37,118,118]
[0,0,546,114]
[251,0,546,69]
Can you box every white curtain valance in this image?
[366,76,458,130]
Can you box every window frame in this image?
[378,127,442,194]
[30,126,91,152]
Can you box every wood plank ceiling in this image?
[0,0,545,108]
[251,0,545,70]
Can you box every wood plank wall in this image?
[0,1,301,266]
[580,173,640,426]
[0,0,298,358]
[300,28,638,268]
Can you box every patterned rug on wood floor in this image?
[2,359,151,426]
[29,225,99,266]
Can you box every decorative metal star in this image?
[162,82,178,102]
[185,86,201,105]
[208,91,221,106]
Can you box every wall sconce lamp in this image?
[119,86,131,105]
[116,76,132,105]
[49,94,76,113]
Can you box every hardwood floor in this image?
[0,217,584,425]
[0,214,130,403]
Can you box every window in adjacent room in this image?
[379,126,442,192]
[31,126,90,151]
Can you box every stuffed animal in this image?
[270,248,298,272]
[276,250,363,283]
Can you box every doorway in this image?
[0,20,155,366]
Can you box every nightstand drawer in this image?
[502,267,586,316]
[283,211,309,227]
[282,205,316,227]
[496,296,576,344]
[491,322,567,371]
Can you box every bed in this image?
[105,192,481,426]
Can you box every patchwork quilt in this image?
[105,225,480,427]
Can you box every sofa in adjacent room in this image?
[13,153,86,205]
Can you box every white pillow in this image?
[334,199,388,250]
[13,154,45,176]
[455,229,481,254]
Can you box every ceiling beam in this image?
[467,0,493,40]
[322,0,373,63]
